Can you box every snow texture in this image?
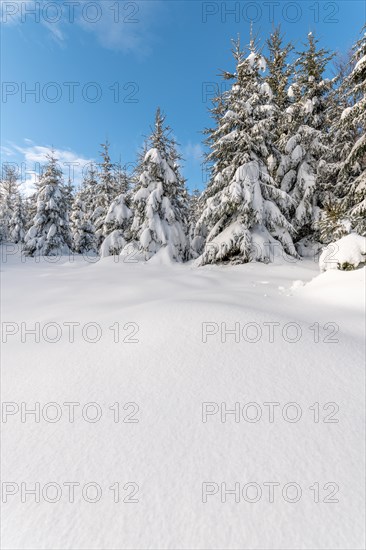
[319,233,366,271]
[1,248,365,549]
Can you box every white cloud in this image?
[1,141,94,196]
[183,142,205,163]
[74,0,163,56]
[2,0,161,55]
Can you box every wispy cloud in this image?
[183,142,205,163]
[2,0,162,56]
[76,0,160,56]
[1,140,94,195]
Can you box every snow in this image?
[46,223,56,239]
[354,54,366,73]
[319,233,366,272]
[258,55,266,72]
[288,85,295,98]
[100,230,128,258]
[222,110,238,120]
[1,247,365,549]
[260,82,273,98]
[291,144,304,162]
[294,265,365,311]
[145,147,161,165]
[304,99,314,114]
[104,196,132,226]
[140,227,152,248]
[247,51,256,67]
[341,106,352,120]
[285,135,298,154]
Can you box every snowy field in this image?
[1,247,365,550]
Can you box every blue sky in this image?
[1,0,365,193]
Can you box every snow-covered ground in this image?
[1,247,365,550]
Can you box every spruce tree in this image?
[64,177,75,218]
[0,165,18,242]
[320,27,366,237]
[195,36,297,264]
[265,26,294,148]
[70,194,97,254]
[24,152,72,256]
[92,142,119,247]
[9,193,26,244]
[79,163,99,220]
[188,188,204,258]
[129,108,189,262]
[114,160,130,195]
[100,193,132,257]
[346,27,366,234]
[276,32,334,243]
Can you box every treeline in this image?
[0,26,365,264]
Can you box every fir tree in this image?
[70,194,97,254]
[276,32,334,242]
[9,193,26,243]
[23,152,72,256]
[93,142,119,247]
[114,160,130,195]
[265,26,294,148]
[100,193,133,257]
[79,163,99,220]
[129,108,189,261]
[320,26,366,237]
[317,198,351,244]
[196,36,297,264]
[188,188,204,258]
[64,177,75,217]
[0,165,18,242]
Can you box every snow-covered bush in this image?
[319,233,366,272]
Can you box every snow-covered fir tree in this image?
[265,26,293,111]
[0,165,19,242]
[92,142,119,248]
[100,193,132,257]
[114,160,130,195]
[276,32,334,244]
[265,26,294,147]
[23,153,72,256]
[319,26,366,237]
[70,194,97,254]
[317,198,350,244]
[9,192,26,243]
[188,188,204,258]
[79,163,99,220]
[25,185,40,233]
[195,36,297,265]
[64,177,75,217]
[129,108,189,261]
[168,137,189,231]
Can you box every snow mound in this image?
[295,266,366,311]
[319,233,366,272]
[290,279,305,291]
[147,244,177,266]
